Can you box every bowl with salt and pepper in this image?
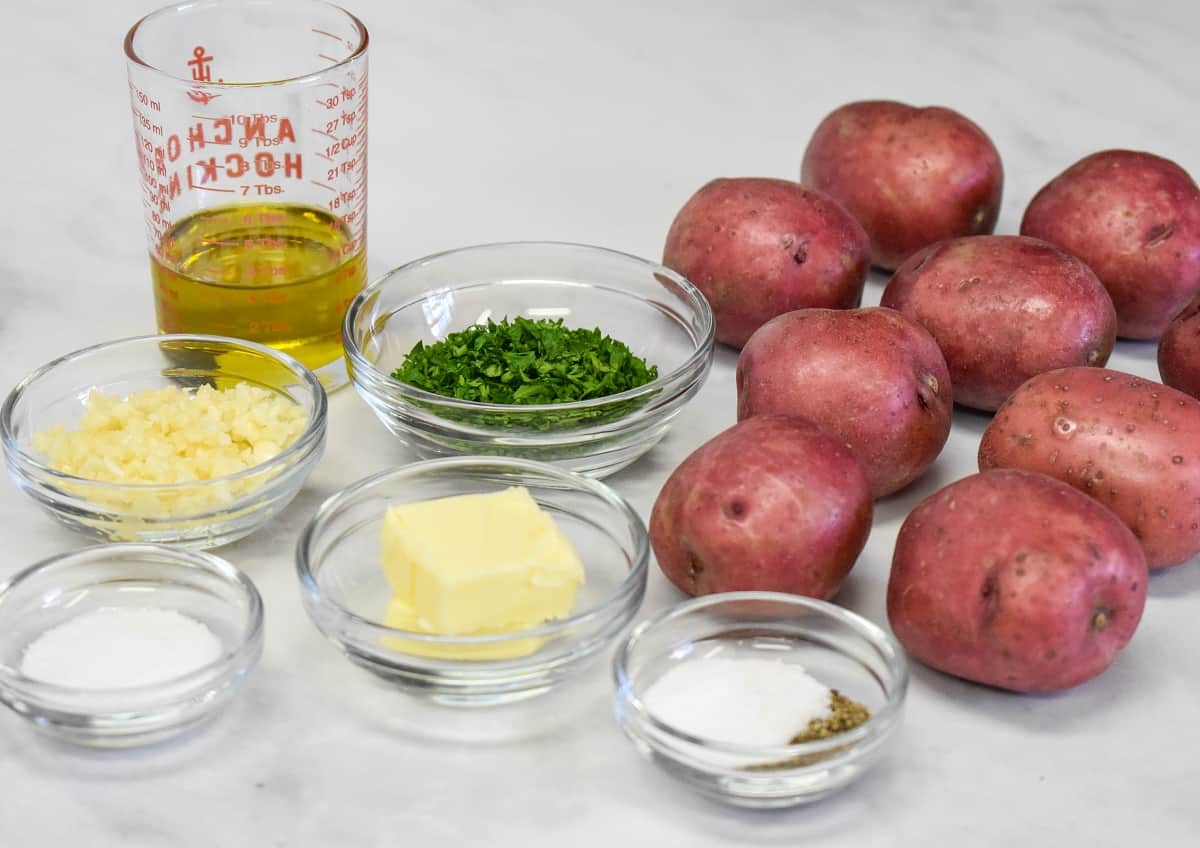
[612,592,908,807]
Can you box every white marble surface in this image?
[3,0,1199,844]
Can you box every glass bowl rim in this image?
[0,542,264,700]
[342,240,716,415]
[295,455,650,647]
[0,333,328,493]
[613,591,910,759]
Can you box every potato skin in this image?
[736,307,952,498]
[801,100,1003,270]
[662,177,870,348]
[649,415,872,599]
[887,469,1147,693]
[1020,150,1200,340]
[979,367,1200,568]
[1158,294,1200,398]
[881,235,1117,411]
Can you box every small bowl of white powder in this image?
[612,592,908,808]
[0,543,263,747]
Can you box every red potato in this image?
[881,235,1117,411]
[649,415,872,600]
[736,307,952,498]
[1158,294,1200,398]
[1021,150,1200,339]
[801,100,1003,270]
[661,177,870,348]
[888,469,1147,693]
[979,367,1200,569]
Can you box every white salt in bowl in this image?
[613,592,909,808]
[0,543,263,747]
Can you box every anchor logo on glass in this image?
[186,45,222,104]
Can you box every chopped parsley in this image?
[391,316,658,405]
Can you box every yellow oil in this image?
[150,203,365,372]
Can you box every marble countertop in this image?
[2,0,1198,844]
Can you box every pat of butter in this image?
[381,595,546,660]
[380,486,585,637]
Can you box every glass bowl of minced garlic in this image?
[612,592,909,808]
[1,334,326,548]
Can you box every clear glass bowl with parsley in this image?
[343,242,715,477]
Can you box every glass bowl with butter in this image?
[296,456,649,704]
[343,241,715,478]
[1,334,327,548]
[613,592,909,808]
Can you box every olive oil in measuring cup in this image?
[125,0,369,388]
[151,203,365,371]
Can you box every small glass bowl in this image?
[296,456,649,705]
[1,334,327,548]
[0,543,263,747]
[342,242,715,478]
[613,593,908,808]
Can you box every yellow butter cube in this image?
[380,486,585,636]
[380,595,546,660]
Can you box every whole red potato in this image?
[1158,294,1200,398]
[888,469,1147,693]
[1021,150,1200,339]
[649,415,872,599]
[882,235,1116,411]
[736,307,952,497]
[661,177,870,348]
[801,100,1003,270]
[979,367,1200,569]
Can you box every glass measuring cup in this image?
[125,0,368,389]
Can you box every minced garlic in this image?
[33,383,306,516]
